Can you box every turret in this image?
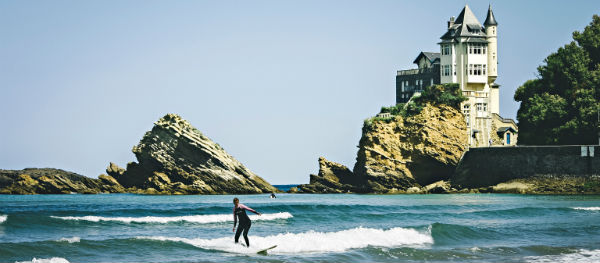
[485,4,498,81]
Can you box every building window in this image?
[442,44,451,55]
[463,104,470,127]
[468,43,487,54]
[468,64,486,75]
[475,103,488,112]
[442,65,451,76]
[453,63,456,75]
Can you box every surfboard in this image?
[256,245,277,255]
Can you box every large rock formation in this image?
[0,168,124,194]
[111,113,277,194]
[353,104,468,192]
[297,157,358,193]
[298,103,468,193]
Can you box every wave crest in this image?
[573,207,600,211]
[57,237,80,243]
[51,212,292,224]
[0,214,6,224]
[526,249,600,263]
[15,258,70,263]
[139,226,432,254]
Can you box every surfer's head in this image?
[233,197,239,206]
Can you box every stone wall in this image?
[452,145,600,188]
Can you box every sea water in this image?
[0,192,599,263]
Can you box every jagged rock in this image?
[106,162,125,178]
[353,104,468,191]
[0,168,125,194]
[112,113,277,194]
[406,186,421,194]
[421,180,451,194]
[298,157,357,193]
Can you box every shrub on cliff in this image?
[514,15,600,145]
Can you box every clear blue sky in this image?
[1,1,599,184]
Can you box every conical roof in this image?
[454,5,482,26]
[484,5,498,26]
[440,5,486,41]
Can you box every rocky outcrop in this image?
[0,168,124,194]
[298,104,468,193]
[111,113,277,194]
[297,157,358,193]
[353,104,468,192]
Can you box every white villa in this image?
[397,5,517,147]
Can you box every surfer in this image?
[270,193,276,198]
[232,197,261,247]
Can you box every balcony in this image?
[462,91,488,98]
[397,67,437,76]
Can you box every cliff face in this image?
[354,104,468,191]
[112,114,277,194]
[298,104,468,193]
[0,168,124,194]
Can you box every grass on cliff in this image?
[364,83,466,130]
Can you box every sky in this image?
[1,0,599,184]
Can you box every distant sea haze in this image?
[1,194,599,262]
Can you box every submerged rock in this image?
[112,113,277,194]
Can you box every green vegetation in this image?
[514,15,600,145]
[363,83,467,131]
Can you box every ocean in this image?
[0,193,599,263]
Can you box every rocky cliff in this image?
[110,113,277,194]
[354,104,468,192]
[298,103,468,193]
[0,168,124,194]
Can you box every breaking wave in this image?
[51,212,292,224]
[57,237,80,243]
[572,207,600,211]
[0,214,6,224]
[139,226,433,254]
[15,258,70,263]
[526,249,600,263]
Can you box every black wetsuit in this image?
[233,204,256,247]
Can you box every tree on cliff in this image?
[515,15,600,145]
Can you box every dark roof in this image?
[484,5,498,26]
[413,52,441,64]
[440,5,486,40]
[497,127,517,134]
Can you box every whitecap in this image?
[138,226,433,254]
[0,214,6,224]
[573,207,600,211]
[15,258,70,263]
[51,212,292,224]
[525,249,600,263]
[57,237,80,243]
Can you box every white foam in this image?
[57,237,80,243]
[15,258,70,263]
[573,207,600,211]
[526,249,600,263]
[51,212,292,224]
[139,226,433,254]
[0,214,6,224]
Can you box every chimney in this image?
[448,16,455,29]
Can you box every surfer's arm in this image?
[240,204,261,215]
